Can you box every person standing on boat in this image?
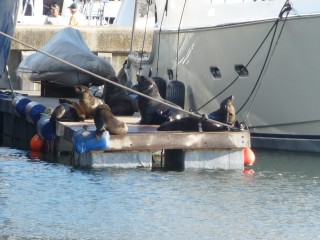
[44,4,67,25]
[68,3,86,26]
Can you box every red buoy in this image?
[30,134,48,152]
[244,147,255,166]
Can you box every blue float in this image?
[72,130,110,154]
[25,101,46,124]
[37,116,55,140]
[12,96,31,116]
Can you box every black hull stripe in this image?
[251,133,320,140]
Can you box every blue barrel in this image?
[25,101,46,124]
[37,116,55,140]
[166,80,185,108]
[72,130,110,154]
[12,96,31,116]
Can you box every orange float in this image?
[244,147,255,166]
[30,134,48,153]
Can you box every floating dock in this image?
[0,92,251,170]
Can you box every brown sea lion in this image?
[50,99,86,122]
[94,104,128,139]
[102,76,136,116]
[208,95,236,126]
[74,85,103,119]
[58,98,86,120]
[137,75,183,125]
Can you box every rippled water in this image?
[0,147,320,239]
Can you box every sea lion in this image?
[208,95,236,126]
[117,59,132,88]
[152,77,167,99]
[157,116,225,132]
[137,75,183,125]
[50,99,86,122]
[158,96,237,132]
[58,98,86,120]
[94,104,128,139]
[102,76,136,116]
[74,85,103,119]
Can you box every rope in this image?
[0,30,233,129]
[155,1,168,76]
[5,65,18,147]
[195,0,292,113]
[130,0,139,53]
[175,0,187,80]
[242,9,291,122]
[5,65,15,97]
[139,2,151,74]
[195,20,279,112]
[237,19,279,115]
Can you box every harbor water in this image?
[0,147,320,239]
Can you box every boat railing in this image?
[82,0,122,26]
[215,0,271,3]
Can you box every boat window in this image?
[130,0,156,60]
[210,66,221,79]
[234,64,248,77]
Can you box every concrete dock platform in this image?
[0,91,251,170]
[56,116,250,170]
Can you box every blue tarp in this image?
[0,0,19,80]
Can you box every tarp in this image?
[17,27,116,86]
[0,0,19,80]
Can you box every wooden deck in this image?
[56,115,249,151]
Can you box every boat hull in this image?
[128,13,320,152]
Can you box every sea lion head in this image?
[137,75,160,98]
[74,85,90,95]
[220,95,236,126]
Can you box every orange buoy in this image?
[30,134,48,152]
[244,147,255,166]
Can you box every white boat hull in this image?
[127,0,320,152]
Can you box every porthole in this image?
[235,64,249,77]
[210,66,221,79]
